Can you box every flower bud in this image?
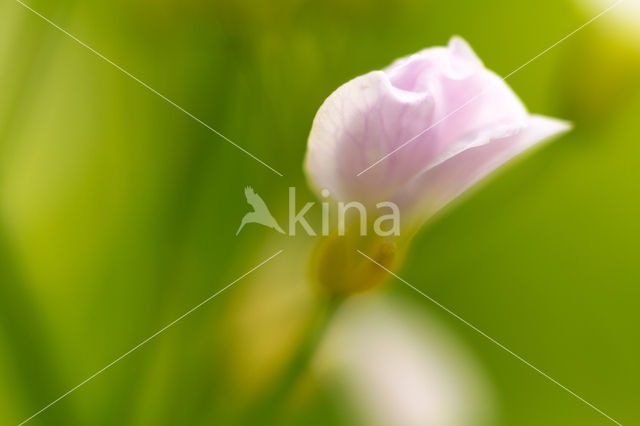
[305,37,570,229]
[311,231,402,295]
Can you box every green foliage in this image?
[1,0,638,424]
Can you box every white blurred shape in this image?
[580,0,640,45]
[318,295,495,426]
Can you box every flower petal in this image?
[305,70,438,205]
[396,115,572,224]
[305,37,531,209]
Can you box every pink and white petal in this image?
[396,115,571,225]
[385,37,483,90]
[428,69,528,151]
[385,37,528,156]
[305,71,441,206]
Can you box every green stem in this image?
[240,294,344,425]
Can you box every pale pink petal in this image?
[305,37,570,225]
[305,71,437,206]
[396,115,571,224]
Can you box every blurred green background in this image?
[1,0,639,425]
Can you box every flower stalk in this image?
[240,293,344,425]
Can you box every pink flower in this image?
[305,37,570,226]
